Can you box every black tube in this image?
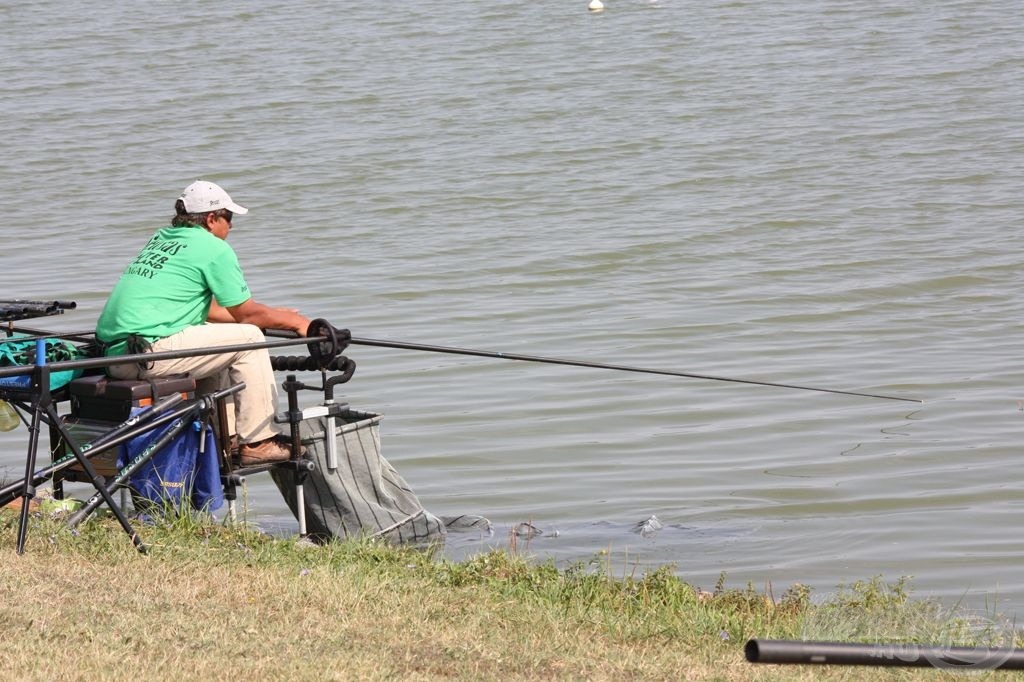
[5,327,99,342]
[745,639,1024,670]
[0,300,75,309]
[0,300,75,323]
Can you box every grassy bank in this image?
[1,508,1020,680]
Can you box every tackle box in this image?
[68,374,196,423]
[53,417,125,479]
[53,374,199,483]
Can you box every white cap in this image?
[178,180,249,215]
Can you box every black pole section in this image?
[341,336,922,404]
[3,327,99,343]
[745,639,1024,670]
[0,335,324,379]
[0,302,75,323]
[0,300,76,311]
[5,326,920,403]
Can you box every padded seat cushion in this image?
[69,374,196,401]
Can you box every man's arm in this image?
[207,300,235,323]
[210,298,311,336]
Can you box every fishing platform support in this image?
[1,312,357,553]
[223,319,356,537]
[2,338,147,554]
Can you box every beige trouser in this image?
[107,323,280,444]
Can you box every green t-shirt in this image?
[96,226,251,355]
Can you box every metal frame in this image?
[2,314,354,552]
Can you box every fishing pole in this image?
[0,334,324,380]
[0,325,920,403]
[347,337,920,403]
[263,328,920,403]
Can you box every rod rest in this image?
[274,373,350,425]
[274,400,349,426]
[270,354,355,374]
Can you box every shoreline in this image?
[2,509,1019,680]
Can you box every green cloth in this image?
[0,336,84,390]
[96,226,251,355]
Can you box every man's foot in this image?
[238,436,295,466]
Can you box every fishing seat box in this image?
[54,374,197,480]
[68,374,196,423]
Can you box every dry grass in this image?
[0,510,1018,681]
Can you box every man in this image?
[96,180,311,465]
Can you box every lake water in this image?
[2,1,1023,619]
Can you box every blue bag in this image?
[118,411,223,513]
